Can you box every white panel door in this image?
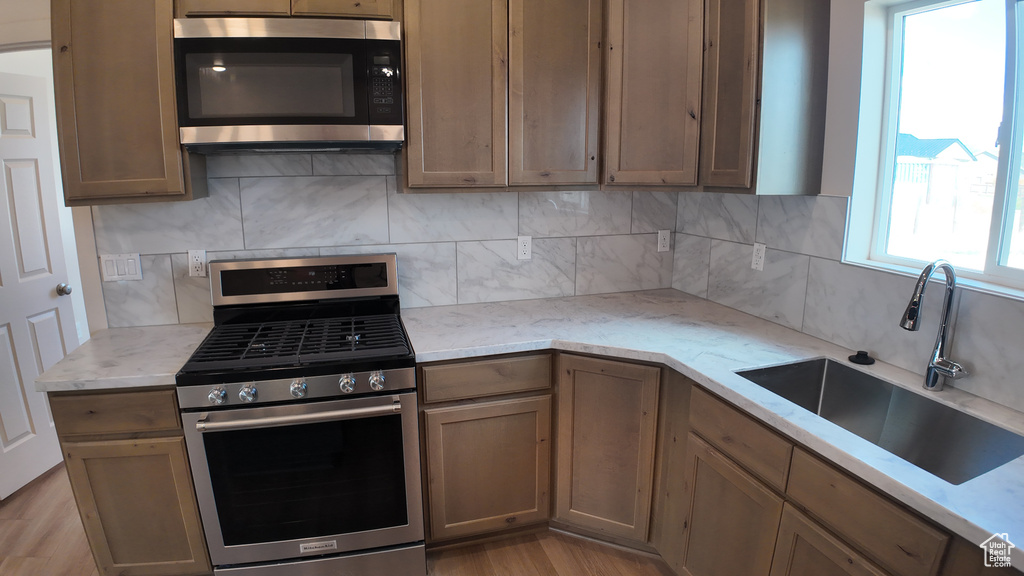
[0,71,79,499]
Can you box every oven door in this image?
[181,392,423,567]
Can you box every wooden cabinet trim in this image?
[175,0,290,16]
[689,386,793,492]
[292,0,393,18]
[421,354,552,403]
[49,388,181,439]
[424,395,552,541]
[788,449,948,576]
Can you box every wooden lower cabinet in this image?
[424,396,552,541]
[176,0,393,18]
[50,388,210,576]
[555,354,659,543]
[63,438,210,576]
[679,432,783,576]
[770,504,890,576]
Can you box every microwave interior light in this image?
[211,65,227,72]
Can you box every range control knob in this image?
[339,373,356,394]
[368,370,386,391]
[289,379,307,398]
[208,387,227,406]
[238,384,258,403]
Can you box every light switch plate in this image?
[100,253,143,281]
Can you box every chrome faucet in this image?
[899,260,968,391]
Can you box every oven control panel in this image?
[177,367,415,410]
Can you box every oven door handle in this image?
[194,401,402,432]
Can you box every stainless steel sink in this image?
[736,358,1024,484]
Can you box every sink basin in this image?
[736,358,1024,484]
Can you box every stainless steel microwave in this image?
[173,18,403,151]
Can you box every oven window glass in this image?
[184,52,356,119]
[202,413,408,545]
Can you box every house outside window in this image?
[848,0,1024,295]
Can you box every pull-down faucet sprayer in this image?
[900,260,968,391]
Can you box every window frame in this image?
[858,0,1024,294]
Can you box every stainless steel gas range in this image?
[175,254,425,576]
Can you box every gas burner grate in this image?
[181,314,410,372]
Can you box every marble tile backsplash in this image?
[93,153,678,326]
[672,191,1024,414]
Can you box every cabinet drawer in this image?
[50,388,181,439]
[421,354,552,403]
[690,387,793,492]
[176,0,290,17]
[292,0,393,18]
[787,449,948,576]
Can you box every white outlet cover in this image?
[188,249,207,278]
[657,230,671,252]
[751,243,767,271]
[517,236,532,260]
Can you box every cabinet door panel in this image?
[556,355,659,542]
[509,0,601,185]
[64,437,210,576]
[681,433,783,576]
[175,0,290,16]
[425,396,551,541]
[700,0,758,188]
[405,0,507,187]
[52,0,189,204]
[292,0,393,18]
[603,0,702,185]
[770,504,891,576]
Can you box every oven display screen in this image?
[220,263,388,297]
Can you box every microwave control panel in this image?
[368,48,402,126]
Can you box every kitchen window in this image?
[849,0,1024,294]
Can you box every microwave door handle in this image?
[195,400,401,433]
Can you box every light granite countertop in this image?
[34,290,1024,564]
[35,323,213,392]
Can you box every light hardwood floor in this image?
[0,464,673,576]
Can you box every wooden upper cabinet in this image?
[175,0,290,16]
[603,0,702,186]
[53,0,203,206]
[555,355,659,543]
[700,0,759,188]
[405,0,508,187]
[509,0,601,185]
[176,0,393,18]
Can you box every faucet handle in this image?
[932,357,968,380]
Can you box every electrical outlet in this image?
[517,236,532,260]
[188,249,207,277]
[657,230,671,252]
[751,243,767,271]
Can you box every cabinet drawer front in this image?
[689,387,793,491]
[50,388,181,438]
[787,449,948,576]
[176,0,290,16]
[421,354,551,403]
[292,0,393,18]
